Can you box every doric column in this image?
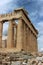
[26,27,29,52]
[28,28,32,52]
[30,30,33,52]
[34,36,38,52]
[23,24,27,51]
[0,22,3,48]
[31,32,34,52]
[7,20,14,48]
[27,28,30,51]
[17,18,24,50]
[14,26,17,47]
[26,27,31,52]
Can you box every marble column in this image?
[31,32,34,52]
[26,27,30,52]
[34,36,38,52]
[17,18,24,50]
[27,28,31,52]
[28,29,32,52]
[0,22,3,48]
[14,26,17,47]
[23,24,27,51]
[7,20,14,48]
[30,30,33,52]
[26,27,32,52]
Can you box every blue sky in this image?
[0,0,43,51]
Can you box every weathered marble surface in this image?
[0,8,38,52]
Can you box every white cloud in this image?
[37,22,43,51]
[0,0,12,14]
[39,6,43,17]
[30,11,38,16]
[0,0,18,14]
[37,0,43,17]
[40,48,43,52]
[3,22,9,35]
[37,22,43,33]
[0,0,12,6]
[37,22,43,38]
[38,36,43,51]
[38,0,43,4]
[2,36,7,40]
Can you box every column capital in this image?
[8,19,15,22]
[0,21,3,24]
[18,17,23,20]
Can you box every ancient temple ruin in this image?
[0,8,38,52]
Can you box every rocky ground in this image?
[0,51,43,65]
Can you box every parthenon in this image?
[0,8,38,52]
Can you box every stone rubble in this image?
[0,51,43,65]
